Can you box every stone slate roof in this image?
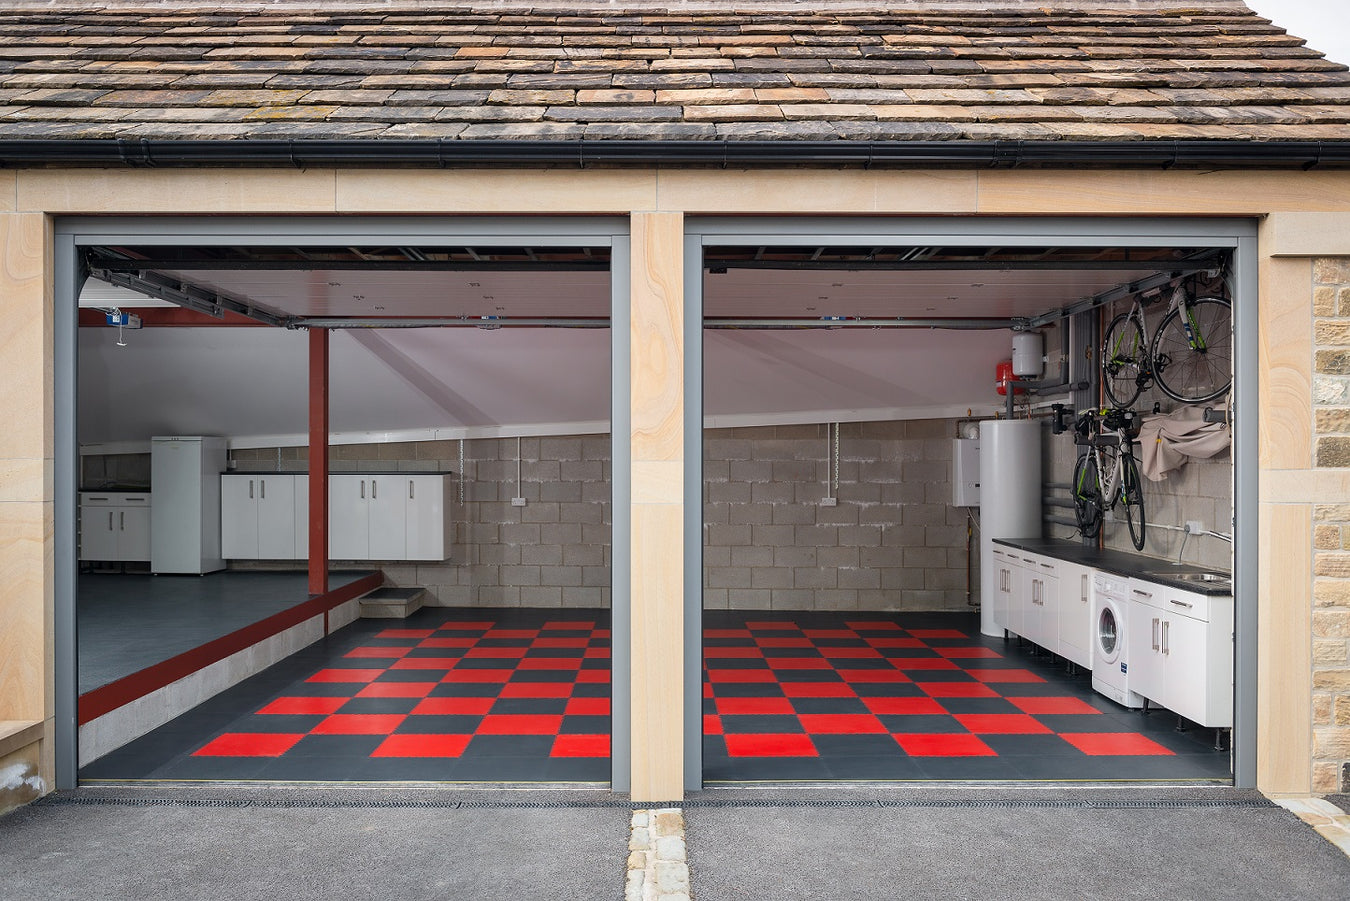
[1,4,1349,143]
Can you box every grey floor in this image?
[78,571,373,693]
[3,786,1348,901]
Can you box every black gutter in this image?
[5,138,1350,169]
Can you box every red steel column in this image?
[308,327,329,597]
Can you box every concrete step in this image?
[359,586,426,619]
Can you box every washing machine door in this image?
[1097,601,1122,665]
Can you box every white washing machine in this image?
[1091,572,1143,708]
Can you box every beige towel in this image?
[1137,404,1232,481]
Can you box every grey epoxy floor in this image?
[78,571,373,693]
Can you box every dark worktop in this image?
[993,537,1232,597]
[226,471,455,476]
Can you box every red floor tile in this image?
[312,714,407,735]
[585,648,611,659]
[356,682,438,699]
[345,646,411,659]
[934,647,1004,659]
[551,735,609,758]
[863,697,946,716]
[371,734,471,758]
[419,637,476,649]
[708,669,777,683]
[818,647,883,659]
[724,734,818,758]
[485,629,537,639]
[194,733,305,757]
[837,669,911,683]
[705,646,764,658]
[969,669,1046,684]
[954,714,1053,735]
[391,657,460,670]
[411,697,494,716]
[1060,733,1176,756]
[704,714,723,735]
[1008,697,1103,716]
[716,697,795,716]
[593,629,611,639]
[703,684,714,699]
[781,682,857,699]
[442,669,514,683]
[577,669,610,683]
[846,621,902,631]
[378,629,435,639]
[797,714,887,735]
[518,658,584,670]
[466,647,528,659]
[257,696,347,716]
[307,668,384,683]
[500,682,573,699]
[564,697,610,716]
[533,637,588,648]
[916,682,998,698]
[767,657,832,670]
[907,629,967,639]
[894,733,996,757]
[476,714,564,735]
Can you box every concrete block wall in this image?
[703,419,974,612]
[229,435,613,609]
[1310,257,1350,793]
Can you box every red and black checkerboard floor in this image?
[81,608,1230,784]
[702,611,1232,782]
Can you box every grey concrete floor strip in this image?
[0,791,629,901]
[686,802,1350,901]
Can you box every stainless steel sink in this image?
[1142,570,1231,588]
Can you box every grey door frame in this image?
[53,215,632,791]
[683,216,1259,791]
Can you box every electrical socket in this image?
[511,497,527,507]
[820,497,838,507]
[1185,520,1204,535]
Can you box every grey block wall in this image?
[703,419,976,612]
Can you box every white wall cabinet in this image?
[221,474,305,560]
[223,472,452,562]
[79,493,151,562]
[1126,580,1233,728]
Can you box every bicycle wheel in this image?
[1102,312,1146,409]
[1151,296,1232,404]
[1120,452,1146,551]
[1072,453,1103,539]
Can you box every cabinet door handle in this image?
[1169,598,1193,610]
[108,511,114,530]
[1132,589,1152,599]
[1081,573,1089,603]
[410,480,414,500]
[249,479,254,499]
[361,480,365,499]
[119,511,124,531]
[372,480,377,499]
[260,479,265,500]
[1161,621,1170,656]
[1151,617,1160,651]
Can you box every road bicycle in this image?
[1101,284,1232,408]
[1072,408,1146,550]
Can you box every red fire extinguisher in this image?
[995,359,1025,396]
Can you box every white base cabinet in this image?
[1056,560,1093,670]
[1126,580,1233,728]
[79,492,151,562]
[223,473,453,563]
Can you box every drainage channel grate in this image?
[37,796,1274,811]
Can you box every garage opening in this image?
[689,221,1251,786]
[63,223,623,787]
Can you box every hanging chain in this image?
[457,438,465,504]
[832,422,840,496]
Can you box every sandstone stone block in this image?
[1315,554,1350,578]
[1314,611,1350,638]
[1315,693,1334,725]
[1315,639,1349,666]
[1317,437,1350,468]
[1313,727,1350,758]
[1316,526,1343,550]
[1314,258,1350,284]
[1314,669,1350,690]
[1315,376,1350,406]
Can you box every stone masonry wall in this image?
[1311,257,1350,794]
[703,419,973,612]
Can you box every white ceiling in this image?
[76,261,1150,446]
